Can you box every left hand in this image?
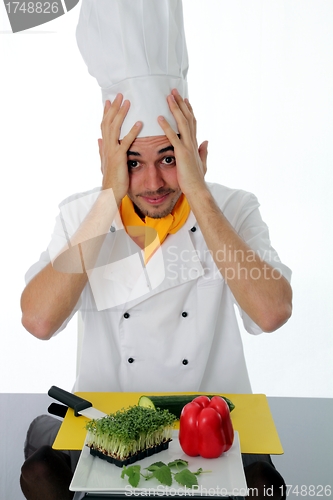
[157,89,208,197]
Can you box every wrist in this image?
[101,183,125,207]
[183,182,211,206]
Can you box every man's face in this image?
[126,135,182,219]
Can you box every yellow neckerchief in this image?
[120,194,191,263]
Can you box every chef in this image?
[20,1,292,499]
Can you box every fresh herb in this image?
[167,459,188,468]
[85,406,176,461]
[121,464,141,487]
[121,459,210,488]
[174,468,199,487]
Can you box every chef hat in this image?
[76,0,189,139]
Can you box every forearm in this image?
[21,262,87,340]
[186,187,292,332]
[22,98,142,340]
[21,189,119,340]
[157,90,292,331]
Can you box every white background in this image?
[0,0,332,397]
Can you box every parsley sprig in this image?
[121,459,210,489]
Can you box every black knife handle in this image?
[48,386,92,417]
[48,402,68,419]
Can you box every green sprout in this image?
[86,406,177,460]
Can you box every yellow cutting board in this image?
[52,392,283,454]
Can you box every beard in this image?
[128,189,182,219]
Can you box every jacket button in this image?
[190,226,196,232]
[124,312,130,319]
[182,359,189,365]
[110,226,116,232]
[181,311,188,318]
[128,357,134,363]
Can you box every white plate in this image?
[70,431,247,496]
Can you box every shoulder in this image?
[58,186,102,208]
[206,182,260,225]
[206,182,258,205]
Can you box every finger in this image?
[166,95,192,148]
[169,91,197,145]
[103,93,123,125]
[101,97,118,132]
[157,115,181,146]
[184,97,193,113]
[184,97,197,139]
[97,138,103,160]
[101,98,130,146]
[106,99,132,144]
[98,138,105,174]
[171,89,192,121]
[171,89,195,119]
[102,100,111,119]
[120,121,143,151]
[101,101,111,131]
[198,140,208,175]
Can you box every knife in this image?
[48,386,106,419]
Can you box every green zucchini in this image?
[138,394,235,418]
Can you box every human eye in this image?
[127,160,141,170]
[161,156,176,167]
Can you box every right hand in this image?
[98,94,142,203]
[157,91,208,199]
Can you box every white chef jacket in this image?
[26,183,291,394]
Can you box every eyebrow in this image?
[127,145,175,157]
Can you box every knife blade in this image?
[48,386,106,420]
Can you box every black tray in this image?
[88,440,171,468]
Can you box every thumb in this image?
[98,138,104,174]
[198,140,208,175]
[98,138,103,160]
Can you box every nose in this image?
[144,163,165,192]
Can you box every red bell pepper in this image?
[178,396,234,458]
